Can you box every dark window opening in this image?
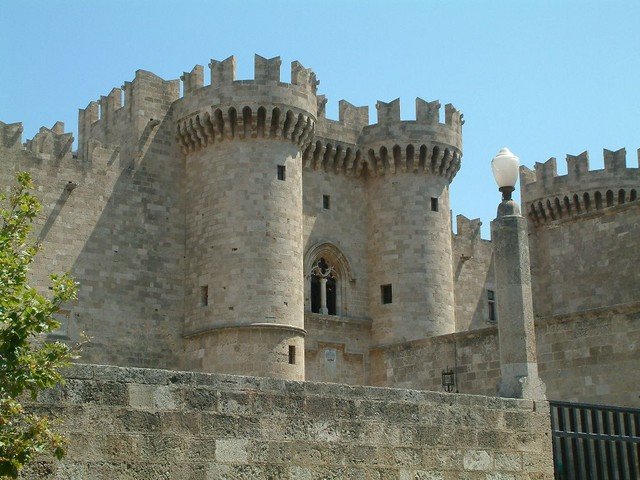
[200,285,208,307]
[311,275,321,313]
[431,197,439,212]
[288,345,296,364]
[381,284,392,304]
[326,277,336,315]
[487,289,496,322]
[277,164,286,181]
[323,194,330,209]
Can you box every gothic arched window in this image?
[310,257,337,315]
[305,242,355,317]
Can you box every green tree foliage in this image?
[0,172,78,478]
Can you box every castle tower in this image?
[520,148,640,318]
[175,56,316,380]
[362,98,463,345]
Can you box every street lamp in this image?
[490,148,546,400]
[491,147,519,200]
[441,366,455,393]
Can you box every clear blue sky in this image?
[2,1,639,237]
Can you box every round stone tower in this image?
[520,147,640,318]
[362,98,463,345]
[174,55,316,380]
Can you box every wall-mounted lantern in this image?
[441,366,455,393]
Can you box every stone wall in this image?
[528,202,640,318]
[302,170,369,319]
[519,150,640,319]
[370,305,640,407]
[452,215,496,331]
[0,117,185,370]
[535,302,640,407]
[370,328,501,396]
[304,312,371,385]
[21,364,553,479]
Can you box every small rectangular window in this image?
[323,194,330,209]
[277,165,286,181]
[288,345,296,364]
[200,285,209,307]
[381,284,393,304]
[431,197,439,212]
[487,289,496,322]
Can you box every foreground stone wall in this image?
[22,364,552,479]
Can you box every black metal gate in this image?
[550,400,640,479]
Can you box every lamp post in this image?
[490,148,546,400]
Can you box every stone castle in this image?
[2,54,639,408]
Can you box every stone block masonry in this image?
[21,364,553,479]
[2,52,638,410]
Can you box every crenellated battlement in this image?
[181,65,204,95]
[78,70,179,162]
[455,214,483,241]
[173,55,320,156]
[25,121,74,161]
[355,98,463,181]
[177,54,318,100]
[199,55,318,92]
[453,215,489,261]
[0,120,74,162]
[6,54,465,185]
[310,99,368,174]
[306,96,463,180]
[520,148,640,226]
[314,98,368,149]
[0,121,24,150]
[364,97,463,133]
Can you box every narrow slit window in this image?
[200,285,209,307]
[381,284,393,304]
[323,194,330,210]
[431,197,439,212]
[487,289,496,322]
[277,164,286,181]
[288,345,296,364]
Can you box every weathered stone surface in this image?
[1,53,638,410]
[20,365,552,479]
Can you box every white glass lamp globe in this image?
[491,148,520,189]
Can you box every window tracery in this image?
[310,257,337,315]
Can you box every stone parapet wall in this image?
[21,364,553,479]
[370,327,501,395]
[369,304,640,407]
